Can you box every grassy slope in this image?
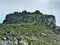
[0,24,60,45]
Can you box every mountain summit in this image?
[3,10,56,28]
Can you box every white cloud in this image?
[35,0,50,4]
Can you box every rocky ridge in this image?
[3,10,56,29]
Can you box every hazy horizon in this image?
[0,0,60,26]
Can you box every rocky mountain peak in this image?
[0,10,60,45]
[3,10,56,29]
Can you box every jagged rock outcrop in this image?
[3,10,56,29]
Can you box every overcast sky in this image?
[0,0,60,26]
